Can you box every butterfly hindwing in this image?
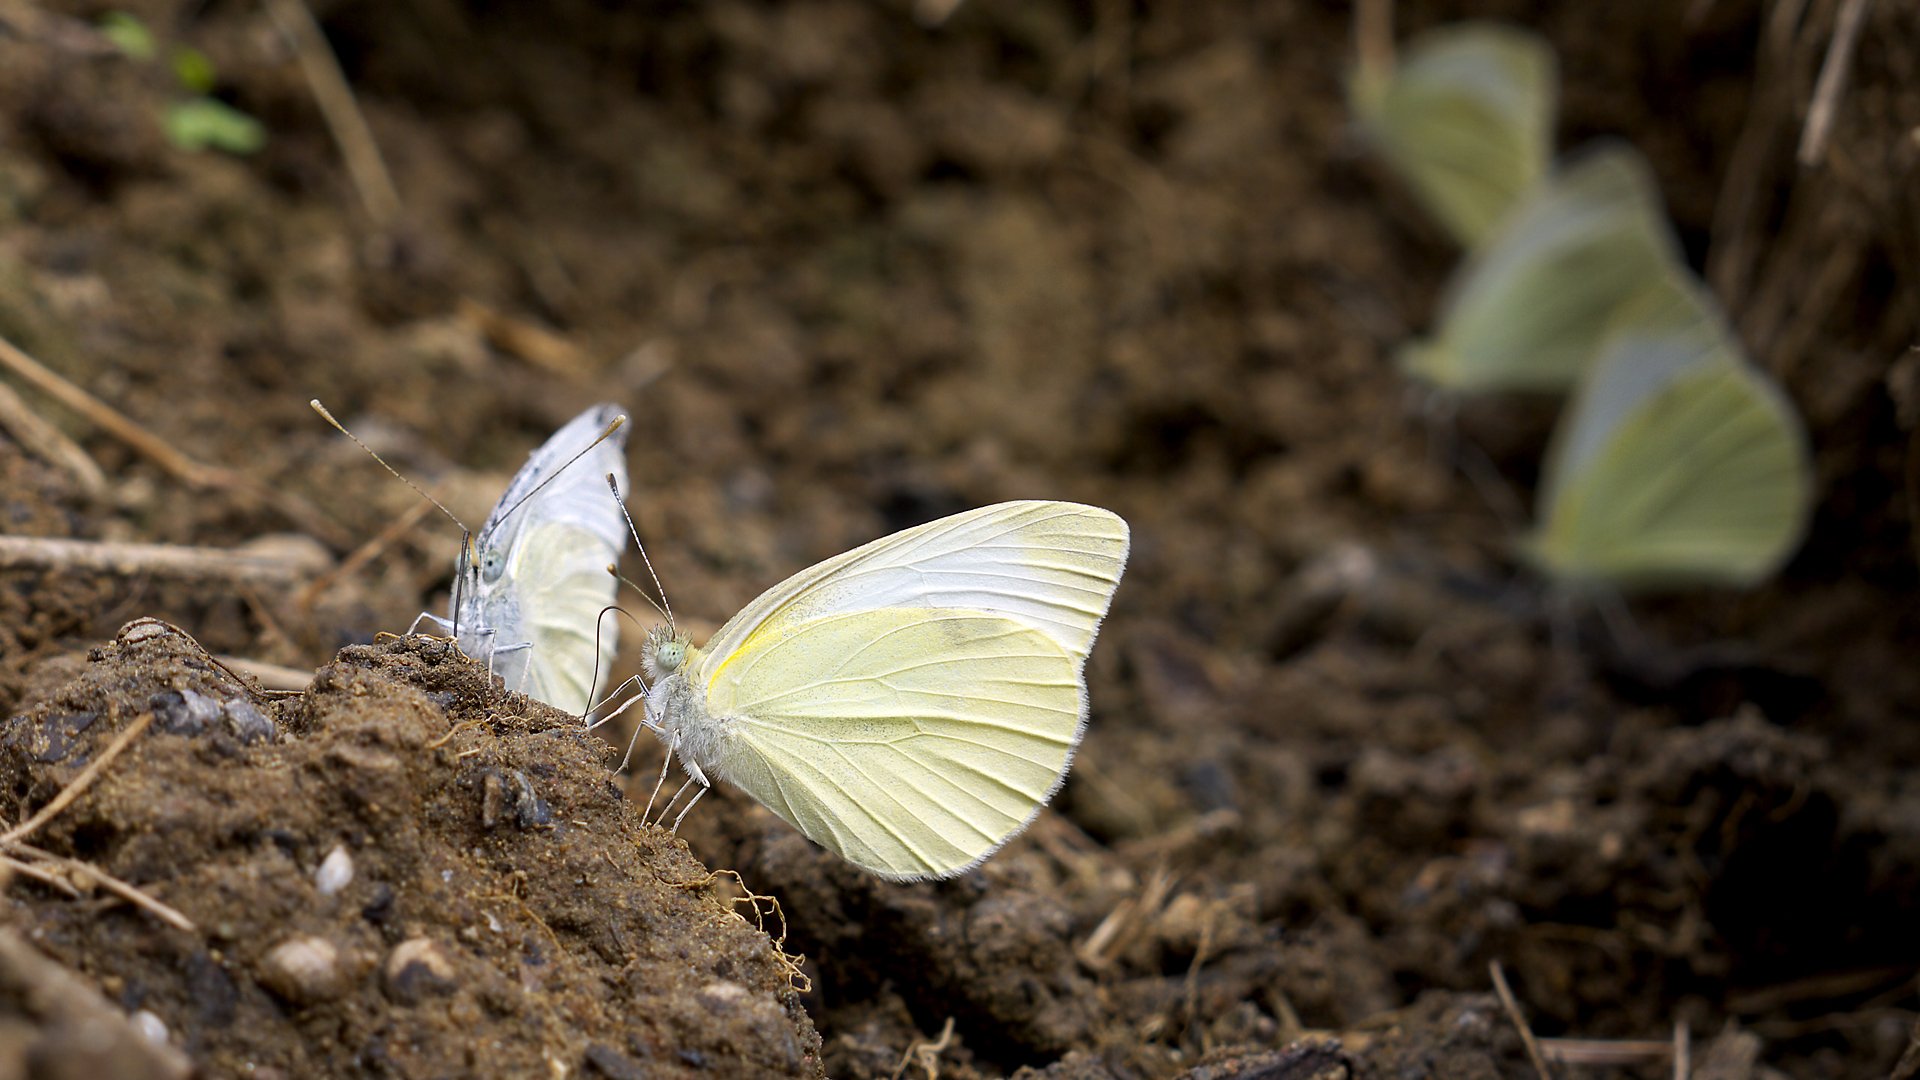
[707,607,1083,881]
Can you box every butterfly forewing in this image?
[456,404,629,713]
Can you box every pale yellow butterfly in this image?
[1399,142,1685,394]
[1524,271,1813,589]
[634,501,1129,881]
[1351,20,1556,249]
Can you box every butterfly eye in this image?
[480,548,506,583]
[657,640,685,672]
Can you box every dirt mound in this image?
[0,620,820,1078]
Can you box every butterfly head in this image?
[643,625,692,683]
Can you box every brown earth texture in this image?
[1,0,1919,1077]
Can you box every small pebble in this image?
[223,697,275,744]
[117,618,173,645]
[258,936,343,1005]
[314,844,354,897]
[384,937,456,1003]
[130,1009,168,1046]
[150,688,222,736]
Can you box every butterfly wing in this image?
[686,500,1128,880]
[456,404,629,711]
[698,500,1129,670]
[703,608,1083,880]
[1399,143,1683,393]
[1354,21,1556,247]
[1526,288,1812,589]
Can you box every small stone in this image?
[129,1009,168,1046]
[257,936,343,1005]
[117,618,174,645]
[150,688,221,736]
[384,937,456,1004]
[223,698,275,744]
[481,771,506,829]
[314,845,354,897]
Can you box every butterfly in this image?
[1351,20,1556,249]
[446,404,630,713]
[1523,270,1813,588]
[628,500,1129,881]
[1399,142,1685,394]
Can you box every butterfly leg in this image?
[642,730,680,823]
[407,612,455,637]
[669,782,707,834]
[489,640,534,693]
[586,675,650,732]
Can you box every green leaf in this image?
[99,11,156,61]
[171,47,217,94]
[163,98,267,155]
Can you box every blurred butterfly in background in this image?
[626,500,1129,881]
[1397,143,1685,395]
[448,404,631,714]
[1350,20,1557,249]
[1523,270,1813,588]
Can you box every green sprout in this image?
[98,11,266,156]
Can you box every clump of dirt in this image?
[0,620,821,1078]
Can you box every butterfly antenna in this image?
[608,474,674,631]
[491,413,628,528]
[312,399,481,639]
[310,399,469,535]
[618,564,679,622]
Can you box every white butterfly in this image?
[443,405,630,714]
[627,500,1129,881]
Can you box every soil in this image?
[0,1,1917,1078]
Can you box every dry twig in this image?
[1490,960,1554,1080]
[213,655,315,692]
[0,332,349,546]
[294,497,436,612]
[1798,0,1873,166]
[458,298,590,379]
[0,378,106,497]
[262,0,402,225]
[5,841,195,933]
[0,712,153,846]
[1352,0,1396,87]
[0,535,329,587]
[0,711,196,933]
[1536,1037,1673,1066]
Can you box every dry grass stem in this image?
[213,655,315,692]
[1536,1037,1673,1065]
[0,535,329,586]
[1,712,154,846]
[1352,0,1395,86]
[263,0,403,225]
[5,841,196,932]
[890,1017,957,1080]
[1798,0,1873,165]
[458,297,591,378]
[0,853,82,897]
[0,378,106,496]
[1490,960,1554,1080]
[294,497,436,612]
[0,332,349,545]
